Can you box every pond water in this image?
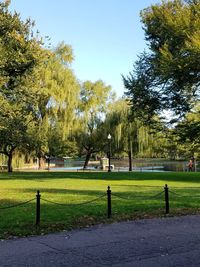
[50,158,198,172]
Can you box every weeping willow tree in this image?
[76,80,114,169]
[104,99,129,160]
[104,98,169,167]
[48,42,80,138]
[104,99,135,170]
[30,42,80,168]
[136,124,168,158]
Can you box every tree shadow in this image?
[0,171,199,185]
[18,188,107,197]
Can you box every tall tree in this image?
[124,0,200,120]
[77,80,113,168]
[104,99,135,170]
[141,0,200,115]
[31,42,80,168]
[0,98,34,171]
[0,1,44,171]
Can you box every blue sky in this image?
[9,0,159,97]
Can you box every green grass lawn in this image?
[0,171,200,239]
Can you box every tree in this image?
[77,80,113,168]
[124,0,200,120]
[141,0,200,114]
[123,53,161,123]
[0,1,44,171]
[174,105,200,158]
[104,98,170,165]
[103,99,135,169]
[0,98,34,171]
[48,128,78,159]
[31,42,80,168]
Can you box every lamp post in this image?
[107,134,112,172]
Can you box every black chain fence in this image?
[1,184,200,226]
[0,198,35,210]
[41,194,106,206]
[112,191,164,201]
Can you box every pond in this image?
[49,158,198,172]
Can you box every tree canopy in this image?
[0,1,44,171]
[124,0,200,119]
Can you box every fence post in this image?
[107,186,111,218]
[36,190,41,225]
[164,184,169,214]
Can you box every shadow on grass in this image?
[14,187,164,199]
[18,188,107,197]
[0,171,200,184]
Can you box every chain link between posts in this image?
[0,198,35,210]
[41,194,107,206]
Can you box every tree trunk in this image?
[7,153,13,172]
[83,151,91,169]
[38,156,45,169]
[47,158,50,171]
[128,150,132,171]
[128,135,133,171]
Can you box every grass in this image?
[0,171,200,239]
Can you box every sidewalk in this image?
[1,215,200,266]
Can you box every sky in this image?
[9,0,159,97]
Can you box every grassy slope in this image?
[0,171,200,239]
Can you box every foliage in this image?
[104,98,171,159]
[0,1,44,171]
[48,128,79,158]
[26,42,80,166]
[77,80,113,167]
[141,0,200,114]
[2,0,198,169]
[124,0,200,120]
[123,53,161,122]
[174,104,200,157]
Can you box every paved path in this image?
[1,215,200,266]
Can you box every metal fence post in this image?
[36,190,41,225]
[164,184,169,214]
[107,186,111,218]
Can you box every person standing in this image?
[188,159,193,172]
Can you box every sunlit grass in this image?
[0,171,200,239]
